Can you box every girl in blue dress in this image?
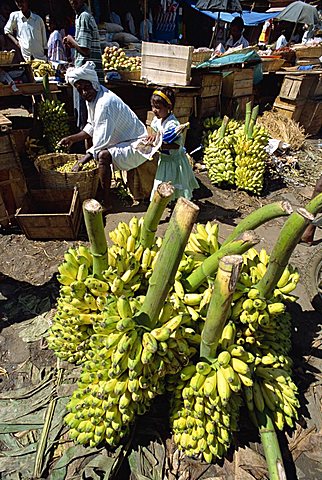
[149,87,199,201]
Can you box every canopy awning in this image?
[181,0,280,26]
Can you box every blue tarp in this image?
[182,0,279,26]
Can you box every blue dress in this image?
[150,113,199,200]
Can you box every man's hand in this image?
[63,35,76,48]
[72,161,82,173]
[72,154,92,172]
[145,134,156,144]
[59,136,75,150]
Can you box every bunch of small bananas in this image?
[38,99,70,152]
[25,136,46,159]
[234,125,270,195]
[29,59,55,77]
[204,129,236,186]
[55,159,97,173]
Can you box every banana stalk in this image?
[83,199,108,279]
[248,105,259,139]
[244,101,252,135]
[138,198,199,328]
[200,255,243,360]
[258,411,286,480]
[184,231,259,292]
[222,202,293,247]
[140,182,175,248]
[257,193,322,298]
[218,115,229,138]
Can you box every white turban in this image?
[65,61,100,91]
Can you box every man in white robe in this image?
[60,61,151,210]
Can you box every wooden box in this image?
[222,95,254,120]
[295,45,322,59]
[299,100,322,135]
[141,42,193,86]
[279,75,316,101]
[222,69,254,98]
[309,75,322,97]
[0,133,27,227]
[191,73,222,97]
[15,187,82,240]
[273,97,305,122]
[196,96,220,119]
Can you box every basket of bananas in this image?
[34,153,99,202]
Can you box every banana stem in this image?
[42,73,52,100]
[140,182,175,249]
[248,105,259,139]
[138,198,199,328]
[184,231,259,292]
[200,255,243,360]
[83,199,109,279]
[222,202,293,247]
[256,203,321,298]
[218,115,229,139]
[244,101,252,135]
[259,411,287,480]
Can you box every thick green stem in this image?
[259,411,287,480]
[257,207,318,298]
[83,199,109,278]
[200,255,243,360]
[140,182,175,249]
[222,202,293,247]
[184,231,259,292]
[248,105,259,139]
[218,115,229,139]
[138,198,199,328]
[244,101,252,135]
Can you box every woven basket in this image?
[261,57,285,72]
[34,153,99,202]
[121,70,141,81]
[0,51,15,65]
[192,50,212,66]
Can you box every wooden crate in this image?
[141,42,193,86]
[0,133,27,227]
[0,113,12,133]
[222,69,254,98]
[279,75,316,101]
[309,75,322,97]
[299,100,322,135]
[273,97,305,122]
[191,72,222,97]
[15,187,82,240]
[222,95,254,120]
[295,45,322,59]
[196,96,220,119]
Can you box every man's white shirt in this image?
[4,11,47,60]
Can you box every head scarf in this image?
[65,61,100,91]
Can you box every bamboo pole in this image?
[184,231,259,292]
[200,255,243,360]
[140,182,175,249]
[137,198,199,329]
[256,207,317,299]
[222,202,293,247]
[258,411,287,480]
[83,199,109,278]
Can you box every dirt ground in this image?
[0,144,321,479]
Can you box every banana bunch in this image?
[55,159,97,173]
[234,125,269,196]
[65,296,195,447]
[25,136,46,160]
[185,222,219,265]
[204,129,236,186]
[30,59,55,78]
[169,325,246,462]
[38,99,70,152]
[202,116,221,147]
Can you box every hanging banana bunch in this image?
[38,98,70,153]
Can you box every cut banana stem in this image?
[138,198,199,328]
[140,182,175,249]
[258,411,287,480]
[244,101,252,135]
[222,202,293,247]
[200,255,243,360]
[83,199,109,279]
[184,231,259,292]
[257,200,322,298]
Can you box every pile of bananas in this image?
[49,214,300,458]
[55,159,97,173]
[102,46,141,72]
[203,127,236,186]
[202,117,240,148]
[38,99,70,152]
[29,59,55,78]
[234,125,270,195]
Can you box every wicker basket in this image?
[294,45,322,59]
[0,51,15,65]
[192,50,213,66]
[261,57,285,72]
[121,70,141,81]
[34,153,99,202]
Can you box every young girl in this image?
[149,87,199,201]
